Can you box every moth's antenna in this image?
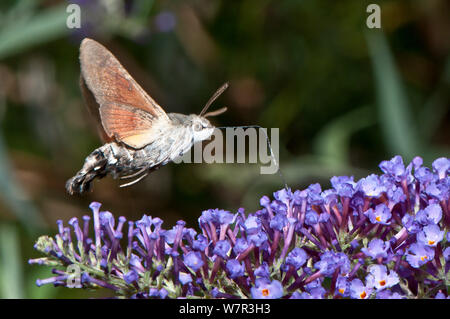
[216,125,289,191]
[199,82,229,116]
[203,107,228,118]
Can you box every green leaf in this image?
[0,132,45,234]
[314,105,376,169]
[366,30,422,161]
[0,224,24,298]
[0,5,69,60]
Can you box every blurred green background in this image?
[0,0,448,298]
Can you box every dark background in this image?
[0,0,448,298]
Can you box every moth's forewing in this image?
[79,38,171,149]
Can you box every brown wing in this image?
[79,75,113,143]
[79,38,171,149]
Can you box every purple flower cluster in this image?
[29,156,449,299]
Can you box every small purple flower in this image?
[289,291,303,299]
[306,286,326,299]
[379,155,411,182]
[149,288,159,297]
[321,189,338,206]
[335,252,351,275]
[365,265,399,290]
[213,240,231,259]
[414,167,435,184]
[350,240,359,249]
[129,254,145,273]
[349,278,373,299]
[273,188,293,205]
[214,209,235,225]
[285,248,308,270]
[226,259,245,279]
[443,247,450,262]
[243,215,261,235]
[358,174,386,197]
[402,214,421,234]
[254,263,270,279]
[415,204,442,225]
[179,272,192,285]
[198,209,214,225]
[164,228,177,244]
[330,176,356,198]
[183,251,204,272]
[432,157,449,179]
[292,189,307,204]
[248,231,268,247]
[405,243,435,268]
[314,251,337,276]
[233,238,249,254]
[314,251,349,276]
[305,278,322,290]
[183,228,197,242]
[269,213,288,231]
[385,184,406,204]
[307,183,323,205]
[159,288,168,299]
[365,204,391,225]
[251,279,283,299]
[305,210,319,226]
[192,234,208,251]
[417,224,444,247]
[376,290,405,299]
[425,179,450,201]
[123,270,139,284]
[361,239,390,259]
[435,291,449,299]
[318,212,330,223]
[335,276,350,297]
[260,196,271,207]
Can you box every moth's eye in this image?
[193,123,203,131]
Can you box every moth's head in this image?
[189,82,229,143]
[189,115,215,142]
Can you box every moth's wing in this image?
[79,75,114,143]
[99,101,170,149]
[79,38,171,149]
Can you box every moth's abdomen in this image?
[66,147,109,195]
[66,128,195,194]
[66,143,145,194]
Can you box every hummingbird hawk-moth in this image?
[66,38,228,195]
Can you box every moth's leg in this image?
[119,166,147,179]
[119,171,149,188]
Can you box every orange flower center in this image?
[375,216,381,222]
[428,240,435,245]
[420,255,428,261]
[360,291,367,299]
[338,288,345,294]
[379,280,386,286]
[262,289,270,297]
